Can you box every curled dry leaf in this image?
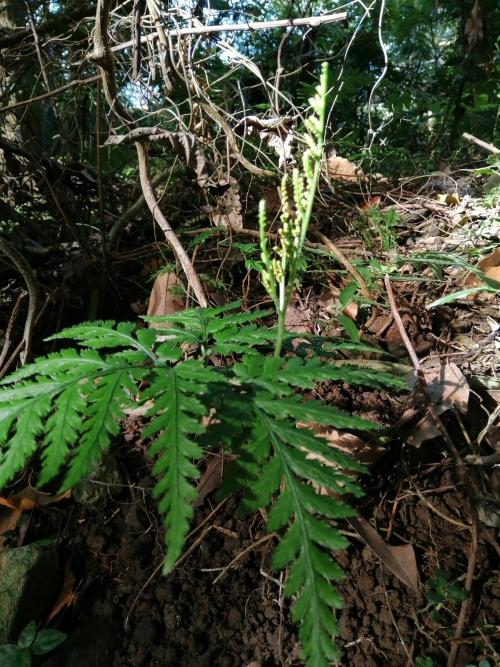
[318,286,358,321]
[312,427,385,468]
[285,302,314,334]
[46,562,76,623]
[105,129,221,190]
[347,515,419,591]
[325,154,363,182]
[0,487,71,511]
[464,247,500,300]
[405,360,470,447]
[358,195,382,212]
[208,183,243,231]
[236,115,294,167]
[193,453,232,508]
[147,272,185,329]
[435,192,460,206]
[0,487,71,550]
[465,0,483,50]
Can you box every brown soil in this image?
[20,413,497,667]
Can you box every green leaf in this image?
[39,382,89,485]
[31,629,67,655]
[0,394,51,488]
[61,369,136,489]
[427,287,494,308]
[0,645,31,667]
[142,364,218,573]
[339,280,358,307]
[16,622,36,649]
[337,314,360,342]
[248,409,359,666]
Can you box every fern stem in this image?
[274,308,287,358]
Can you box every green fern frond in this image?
[0,305,409,666]
[62,368,138,488]
[141,361,223,572]
[256,409,358,667]
[0,393,52,488]
[39,382,88,485]
[143,302,271,352]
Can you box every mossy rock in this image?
[0,543,59,643]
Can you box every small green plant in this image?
[415,657,434,667]
[0,66,406,666]
[423,568,467,625]
[356,206,399,252]
[404,251,500,308]
[0,621,66,666]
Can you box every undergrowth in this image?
[0,66,407,666]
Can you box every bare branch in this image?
[111,12,348,54]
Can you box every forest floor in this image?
[1,168,499,666]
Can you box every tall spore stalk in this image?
[259,62,328,357]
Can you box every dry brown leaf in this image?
[147,272,185,329]
[435,192,460,206]
[45,562,75,623]
[465,248,500,299]
[406,361,469,447]
[465,0,483,51]
[209,184,243,231]
[285,302,313,334]
[325,155,363,182]
[347,515,419,591]
[193,455,227,508]
[358,195,381,212]
[422,360,469,413]
[0,487,71,511]
[0,488,70,550]
[236,115,294,167]
[318,286,358,321]
[313,428,385,468]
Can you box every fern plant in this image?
[0,66,407,666]
[0,306,404,664]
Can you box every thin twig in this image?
[313,229,373,302]
[0,238,38,364]
[0,76,101,115]
[0,291,27,370]
[135,143,208,306]
[92,0,208,307]
[212,532,277,584]
[25,2,59,123]
[313,228,379,332]
[108,166,171,247]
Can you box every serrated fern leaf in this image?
[255,409,357,667]
[0,347,148,489]
[39,382,89,485]
[142,362,222,573]
[143,303,271,352]
[0,349,104,384]
[48,322,158,361]
[61,368,138,489]
[0,305,408,667]
[0,394,52,488]
[256,394,377,432]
